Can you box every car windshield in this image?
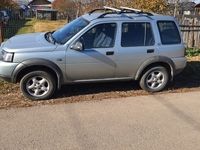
[52,17,89,44]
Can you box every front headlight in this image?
[2,50,14,62]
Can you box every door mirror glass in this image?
[70,41,84,51]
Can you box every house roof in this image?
[12,0,29,5]
[179,2,196,11]
[195,3,200,8]
[168,2,196,11]
[28,0,52,5]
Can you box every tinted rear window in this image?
[157,21,181,45]
[121,22,155,47]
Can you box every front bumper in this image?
[0,61,19,83]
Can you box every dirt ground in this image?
[0,57,200,109]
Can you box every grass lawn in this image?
[17,18,67,34]
[16,19,36,34]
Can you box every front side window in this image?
[80,23,117,49]
[121,22,155,47]
[157,21,181,45]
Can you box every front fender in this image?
[11,58,64,89]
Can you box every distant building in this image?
[27,0,58,20]
[179,2,196,15]
[28,0,52,11]
[195,3,200,15]
[167,2,196,16]
[36,9,58,20]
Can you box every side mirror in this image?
[70,41,83,51]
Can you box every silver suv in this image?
[0,7,187,100]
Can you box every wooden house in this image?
[28,0,58,20]
[28,0,52,11]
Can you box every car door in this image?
[115,21,158,78]
[66,23,118,81]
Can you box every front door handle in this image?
[106,51,114,55]
[147,49,155,53]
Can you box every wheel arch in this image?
[12,59,64,89]
[135,56,175,81]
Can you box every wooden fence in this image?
[180,25,200,48]
[178,15,200,48]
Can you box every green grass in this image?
[16,18,36,34]
[186,48,200,57]
[3,18,66,39]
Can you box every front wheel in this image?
[20,71,56,100]
[139,66,169,92]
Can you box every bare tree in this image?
[174,0,180,17]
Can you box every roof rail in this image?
[89,6,154,19]
[103,6,121,12]
[120,6,153,16]
[120,6,142,13]
[88,6,120,15]
[97,12,153,20]
[98,12,120,18]
[88,8,109,14]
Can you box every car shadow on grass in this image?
[55,61,200,99]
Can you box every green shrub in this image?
[186,48,200,57]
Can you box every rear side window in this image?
[157,21,181,45]
[121,22,155,47]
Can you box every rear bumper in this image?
[172,57,187,75]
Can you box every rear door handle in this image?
[106,51,114,55]
[147,49,155,53]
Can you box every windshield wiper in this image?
[44,32,51,43]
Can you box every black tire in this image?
[139,66,169,92]
[20,71,56,100]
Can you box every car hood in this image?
[1,32,57,53]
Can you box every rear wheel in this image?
[139,66,169,92]
[20,71,56,100]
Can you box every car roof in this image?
[82,12,175,23]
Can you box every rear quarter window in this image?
[157,21,181,45]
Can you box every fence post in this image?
[0,22,4,43]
